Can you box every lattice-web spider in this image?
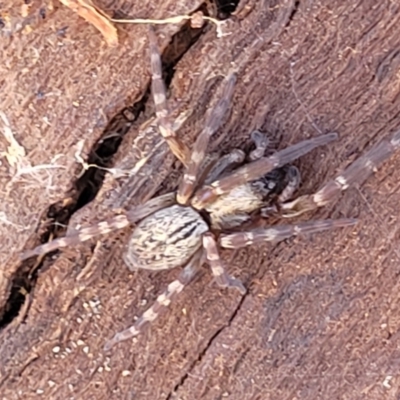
[22,29,400,351]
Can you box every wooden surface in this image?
[1,0,400,399]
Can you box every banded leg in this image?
[192,132,338,209]
[277,165,301,203]
[199,130,267,189]
[103,250,203,351]
[202,232,246,294]
[219,218,357,249]
[177,74,237,204]
[20,193,176,260]
[280,130,400,217]
[203,130,269,186]
[204,149,245,184]
[149,28,190,166]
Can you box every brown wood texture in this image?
[2,0,400,399]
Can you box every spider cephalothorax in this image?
[21,28,400,351]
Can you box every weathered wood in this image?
[1,0,400,399]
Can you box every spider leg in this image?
[204,149,245,184]
[149,28,190,166]
[20,193,175,260]
[219,218,357,249]
[177,74,237,204]
[277,165,301,203]
[103,250,203,350]
[202,232,246,294]
[203,131,267,186]
[280,130,400,217]
[260,166,301,217]
[192,132,338,209]
[249,130,270,161]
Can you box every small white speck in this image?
[121,370,131,377]
[103,357,111,372]
[98,366,104,373]
[36,389,44,394]
[76,317,83,323]
[383,375,393,389]
[336,175,349,189]
[268,329,276,342]
[48,380,56,387]
[52,346,60,353]
[65,347,72,353]
[89,299,101,308]
[42,116,51,126]
[77,340,85,346]
[83,346,90,354]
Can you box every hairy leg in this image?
[204,149,245,184]
[260,165,301,217]
[248,130,270,161]
[21,193,176,260]
[277,165,301,203]
[203,129,270,185]
[149,28,190,166]
[104,250,203,350]
[177,74,237,204]
[280,130,400,217]
[202,232,246,294]
[191,132,338,209]
[219,218,357,249]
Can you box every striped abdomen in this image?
[124,205,208,271]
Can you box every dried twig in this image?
[59,0,118,46]
[59,0,228,45]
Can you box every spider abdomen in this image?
[124,205,208,271]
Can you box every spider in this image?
[21,29,400,351]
